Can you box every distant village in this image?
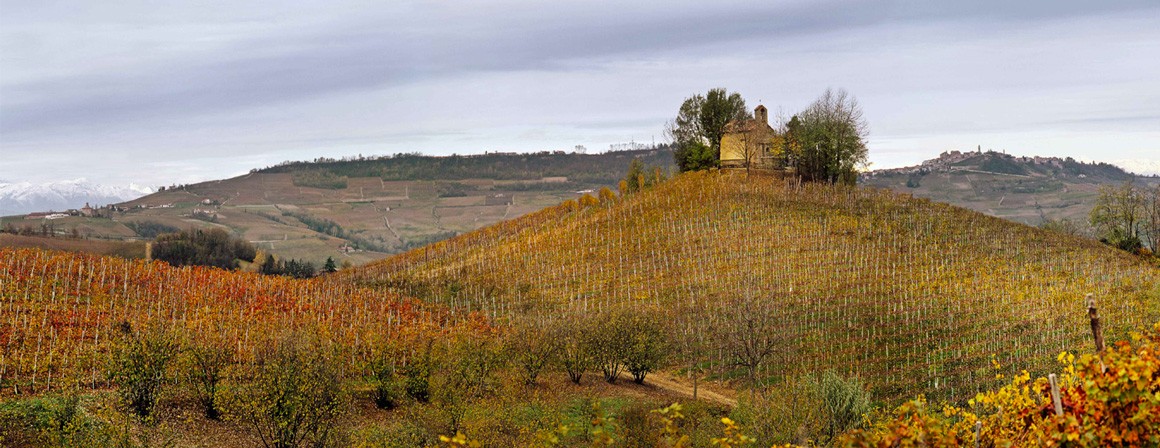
[864,148,1117,178]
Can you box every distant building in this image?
[720,105,785,171]
[485,194,514,206]
[81,203,95,217]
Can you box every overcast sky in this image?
[2,0,1158,187]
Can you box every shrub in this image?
[445,332,506,399]
[586,310,632,384]
[107,324,180,418]
[552,316,591,384]
[730,375,824,446]
[506,319,560,386]
[622,311,667,384]
[817,371,871,443]
[235,333,348,448]
[184,336,234,420]
[365,341,401,410]
[0,393,108,447]
[398,335,436,403]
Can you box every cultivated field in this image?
[347,170,1160,402]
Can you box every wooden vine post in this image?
[1087,293,1106,372]
[1087,293,1104,353]
[1048,373,1063,416]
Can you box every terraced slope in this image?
[345,170,1160,401]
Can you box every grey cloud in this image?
[5,0,1155,137]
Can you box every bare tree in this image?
[1141,184,1160,252]
[715,279,787,390]
[1090,181,1145,251]
[791,88,869,184]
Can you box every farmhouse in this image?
[720,105,785,171]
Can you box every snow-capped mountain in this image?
[1114,159,1160,177]
[0,179,154,216]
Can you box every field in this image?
[0,234,146,260]
[346,170,1160,402]
[0,247,445,396]
[6,149,674,268]
[0,246,733,447]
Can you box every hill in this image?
[4,149,673,267]
[343,170,1160,402]
[862,150,1159,227]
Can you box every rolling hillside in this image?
[3,149,673,267]
[863,150,1159,227]
[344,170,1160,402]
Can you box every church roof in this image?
[724,118,773,134]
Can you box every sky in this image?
[2,0,1159,188]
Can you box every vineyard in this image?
[343,170,1160,402]
[0,247,461,397]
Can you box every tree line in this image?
[151,227,337,277]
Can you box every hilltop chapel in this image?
[719,105,785,171]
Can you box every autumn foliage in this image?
[838,322,1160,447]
[0,247,458,396]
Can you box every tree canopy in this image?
[1089,181,1160,253]
[152,228,257,270]
[668,88,750,172]
[787,88,868,185]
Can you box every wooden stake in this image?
[1048,373,1063,416]
[1087,294,1104,353]
[974,420,982,448]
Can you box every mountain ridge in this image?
[0,178,154,216]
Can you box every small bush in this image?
[184,337,234,420]
[730,375,825,445]
[818,371,871,442]
[445,332,506,399]
[0,393,109,447]
[365,341,401,410]
[108,324,180,418]
[622,311,667,384]
[552,316,591,384]
[398,336,436,404]
[234,333,348,448]
[506,320,559,386]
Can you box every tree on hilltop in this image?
[668,88,750,172]
[789,88,869,185]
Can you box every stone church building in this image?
[719,105,785,171]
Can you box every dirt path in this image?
[617,372,738,408]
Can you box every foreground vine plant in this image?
[837,322,1160,447]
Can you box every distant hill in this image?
[862,150,1157,227]
[343,171,1160,402]
[3,149,674,267]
